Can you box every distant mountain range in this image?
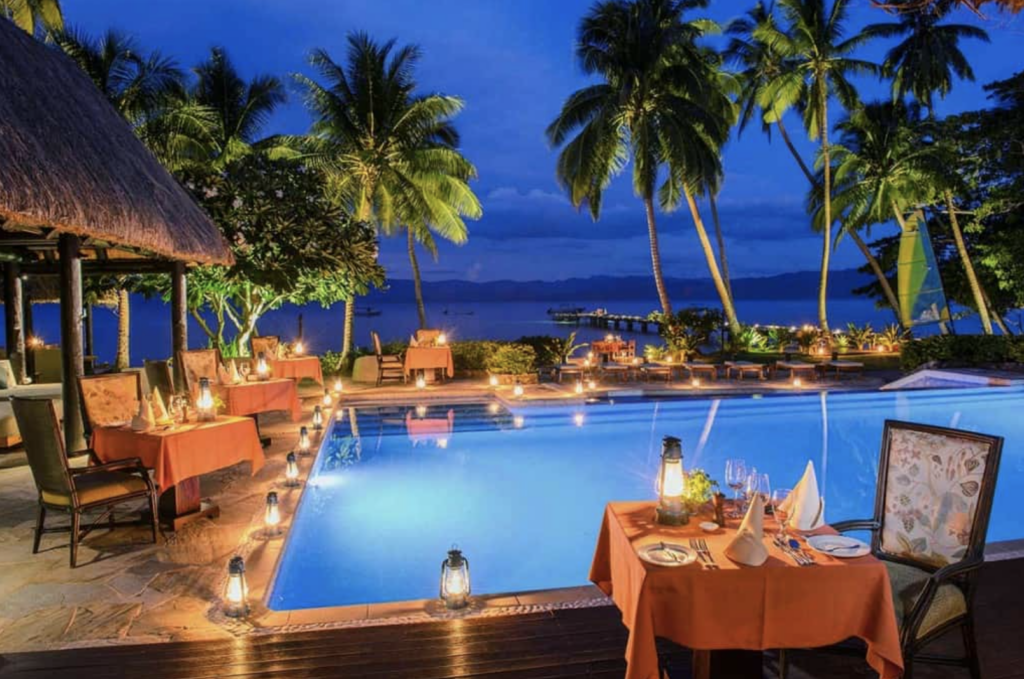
[365,269,874,304]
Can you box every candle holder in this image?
[439,546,471,610]
[255,352,271,381]
[223,556,249,618]
[264,491,282,537]
[196,377,215,422]
[284,452,300,487]
[655,436,690,526]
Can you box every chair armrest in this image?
[931,556,984,584]
[901,556,983,645]
[831,519,880,533]
[72,457,147,475]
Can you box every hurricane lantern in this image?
[793,377,803,388]
[655,436,690,526]
[298,426,311,455]
[294,341,305,356]
[439,547,471,610]
[437,333,447,346]
[255,352,270,381]
[587,379,597,390]
[574,381,584,395]
[285,452,300,487]
[264,491,282,536]
[223,556,249,618]
[488,375,499,388]
[691,377,701,388]
[312,406,324,431]
[513,380,524,399]
[322,390,333,407]
[416,373,427,389]
[333,378,343,397]
[196,377,215,422]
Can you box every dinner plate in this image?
[806,535,870,558]
[637,542,697,567]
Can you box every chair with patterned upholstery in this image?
[78,372,142,441]
[12,397,158,568]
[177,349,222,397]
[144,359,176,403]
[250,335,280,360]
[808,420,1002,679]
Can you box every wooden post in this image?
[23,291,35,380]
[58,234,85,455]
[170,262,187,390]
[84,303,94,369]
[3,263,26,383]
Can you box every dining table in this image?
[91,416,264,530]
[404,346,454,381]
[590,501,903,679]
[269,356,323,384]
[218,378,302,422]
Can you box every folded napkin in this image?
[218,362,232,385]
[151,388,171,424]
[409,335,419,347]
[725,494,769,566]
[778,460,826,530]
[229,360,242,384]
[131,397,155,432]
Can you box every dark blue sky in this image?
[72,1,1023,283]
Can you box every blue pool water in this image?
[268,387,1024,611]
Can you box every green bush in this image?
[485,343,537,375]
[319,350,346,377]
[450,340,502,372]
[901,335,1024,371]
[514,336,563,367]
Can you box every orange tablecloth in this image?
[91,416,264,491]
[404,346,454,378]
[219,379,301,422]
[405,410,454,444]
[270,357,323,384]
[590,501,902,679]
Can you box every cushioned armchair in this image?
[250,335,280,359]
[11,397,158,568]
[372,331,405,387]
[830,420,1003,679]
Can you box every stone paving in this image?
[0,372,892,652]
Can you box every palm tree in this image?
[755,0,878,331]
[295,34,481,351]
[864,3,989,117]
[725,2,899,322]
[547,0,717,317]
[1,0,61,36]
[56,28,186,370]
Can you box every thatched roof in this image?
[0,19,233,266]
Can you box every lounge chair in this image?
[775,360,816,381]
[556,363,584,383]
[11,396,158,568]
[795,420,1003,679]
[683,362,718,381]
[642,364,673,382]
[723,361,765,380]
[372,331,405,386]
[829,359,864,379]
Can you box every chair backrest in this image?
[415,329,441,345]
[11,397,73,501]
[144,359,175,402]
[875,420,1003,570]
[371,331,383,358]
[178,349,220,395]
[251,336,280,360]
[78,372,141,432]
[0,359,16,389]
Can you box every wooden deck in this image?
[1,558,1020,679]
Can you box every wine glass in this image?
[772,488,792,539]
[239,361,251,382]
[725,459,747,516]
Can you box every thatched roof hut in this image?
[0,18,233,266]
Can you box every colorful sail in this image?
[897,213,950,328]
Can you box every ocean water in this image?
[268,387,1024,610]
[22,295,903,365]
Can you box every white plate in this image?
[637,542,697,567]
[806,535,870,558]
[699,521,719,533]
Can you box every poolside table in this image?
[270,356,323,384]
[219,378,302,422]
[590,501,902,679]
[404,346,454,381]
[91,416,264,530]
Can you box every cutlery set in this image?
[689,538,718,569]
[773,534,816,566]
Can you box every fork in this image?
[774,535,813,566]
[698,538,719,569]
[689,539,706,564]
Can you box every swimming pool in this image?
[268,387,1023,611]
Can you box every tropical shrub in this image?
[846,323,876,351]
[901,335,1024,371]
[644,344,668,361]
[797,328,819,353]
[767,326,797,349]
[832,331,850,351]
[655,307,724,355]
[485,344,537,375]
[513,333,587,367]
[450,340,502,373]
[319,350,346,377]
[878,324,910,351]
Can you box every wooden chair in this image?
[177,349,222,396]
[371,331,405,387]
[251,335,280,360]
[144,359,175,403]
[11,397,158,568]
[792,420,1002,679]
[78,372,142,442]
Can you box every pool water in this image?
[268,388,1024,611]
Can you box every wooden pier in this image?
[550,310,662,334]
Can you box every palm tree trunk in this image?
[945,190,992,335]
[847,230,901,323]
[643,197,673,316]
[342,295,355,358]
[115,287,129,371]
[408,228,427,329]
[777,120,816,186]
[684,190,740,328]
[709,194,733,303]
[817,89,832,332]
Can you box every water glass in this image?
[744,470,770,514]
[725,458,747,499]
[773,488,792,537]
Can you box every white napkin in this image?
[409,335,419,347]
[778,461,825,530]
[131,397,155,432]
[151,388,171,424]
[217,362,232,385]
[229,360,242,384]
[724,494,769,566]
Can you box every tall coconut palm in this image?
[547,0,717,316]
[755,0,879,331]
[1,0,61,36]
[295,34,481,353]
[56,28,186,370]
[726,2,900,322]
[864,3,989,117]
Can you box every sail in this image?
[897,214,950,328]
